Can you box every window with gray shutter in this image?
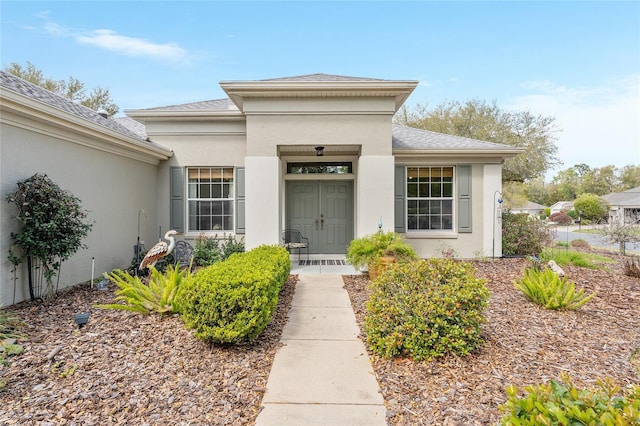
[394,166,406,233]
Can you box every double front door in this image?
[285,180,354,254]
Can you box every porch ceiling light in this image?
[315,146,325,156]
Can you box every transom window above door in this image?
[287,162,353,174]
[187,167,234,232]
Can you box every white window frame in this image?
[406,166,455,232]
[186,167,235,233]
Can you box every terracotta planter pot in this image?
[368,256,396,281]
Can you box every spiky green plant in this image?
[96,265,189,314]
[514,267,596,310]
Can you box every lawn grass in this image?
[541,247,616,269]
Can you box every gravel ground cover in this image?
[0,276,297,425]
[343,251,640,425]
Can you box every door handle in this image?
[320,213,324,230]
[315,219,319,230]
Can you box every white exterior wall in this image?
[357,156,395,236]
[244,156,281,249]
[1,116,161,305]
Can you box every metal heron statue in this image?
[139,230,179,270]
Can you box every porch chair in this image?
[282,229,309,263]
[173,240,194,269]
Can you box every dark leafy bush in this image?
[5,173,93,299]
[502,211,554,256]
[549,211,572,225]
[364,258,489,361]
[499,373,640,425]
[193,234,245,267]
[178,245,289,344]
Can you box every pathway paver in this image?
[255,274,386,426]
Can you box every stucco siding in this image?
[1,118,160,305]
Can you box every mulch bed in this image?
[2,250,639,425]
[343,250,640,425]
[0,276,297,425]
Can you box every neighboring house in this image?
[1,71,522,305]
[602,186,640,223]
[549,201,574,216]
[507,201,546,217]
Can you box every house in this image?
[602,186,640,223]
[549,201,574,216]
[507,200,547,217]
[1,71,522,304]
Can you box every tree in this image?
[396,99,561,183]
[573,193,609,222]
[579,165,616,196]
[596,218,640,255]
[6,174,93,300]
[619,165,640,191]
[4,62,119,116]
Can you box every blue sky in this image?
[2,1,639,179]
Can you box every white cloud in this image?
[42,22,191,67]
[507,75,640,178]
[76,29,189,65]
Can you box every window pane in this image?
[443,200,453,214]
[419,183,429,197]
[443,182,453,197]
[431,183,441,197]
[419,200,429,215]
[408,183,418,197]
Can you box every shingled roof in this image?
[392,124,519,152]
[603,186,640,207]
[1,71,147,142]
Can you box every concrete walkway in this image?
[255,273,386,426]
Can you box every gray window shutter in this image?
[457,165,472,233]
[170,167,184,232]
[235,167,245,234]
[394,166,406,233]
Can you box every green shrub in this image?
[178,245,290,344]
[499,373,640,425]
[96,265,187,314]
[193,233,245,267]
[346,231,417,270]
[502,211,554,256]
[513,267,596,310]
[364,258,489,361]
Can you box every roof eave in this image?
[219,80,419,112]
[392,148,525,158]
[125,109,245,123]
[1,88,173,164]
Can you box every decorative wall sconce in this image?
[315,146,325,156]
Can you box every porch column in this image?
[245,156,281,250]
[357,155,395,237]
